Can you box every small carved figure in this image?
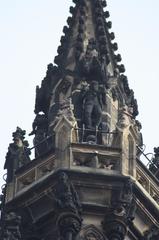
[126,89,138,118]
[29,113,48,157]
[86,135,97,144]
[79,39,109,86]
[4,127,31,183]
[54,172,82,215]
[34,63,57,115]
[57,99,75,122]
[54,172,82,240]
[117,105,132,128]
[75,152,99,168]
[149,147,159,178]
[143,226,159,240]
[29,113,48,136]
[76,225,108,240]
[3,212,22,240]
[81,81,106,130]
[103,179,136,240]
[98,121,110,146]
[121,179,133,203]
[135,120,143,158]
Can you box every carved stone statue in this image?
[53,99,75,126]
[103,179,136,240]
[143,226,159,240]
[135,120,143,158]
[54,172,82,214]
[120,75,139,119]
[3,212,22,240]
[117,105,132,128]
[149,147,159,179]
[34,63,57,115]
[80,81,106,130]
[79,38,109,86]
[54,172,82,240]
[4,127,31,183]
[29,113,48,157]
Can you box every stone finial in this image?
[4,127,31,183]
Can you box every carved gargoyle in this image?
[34,63,58,115]
[120,75,139,119]
[4,127,31,183]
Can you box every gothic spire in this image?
[33,0,139,145]
[54,0,125,75]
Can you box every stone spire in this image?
[34,0,138,123]
[32,0,140,172]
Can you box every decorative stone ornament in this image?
[2,212,22,240]
[4,127,31,183]
[103,179,136,240]
[117,105,133,129]
[54,172,82,240]
[76,225,108,240]
[143,226,159,240]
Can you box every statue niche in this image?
[73,38,109,142]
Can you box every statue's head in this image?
[86,135,96,144]
[90,81,99,91]
[58,172,68,183]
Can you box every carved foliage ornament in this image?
[54,172,82,240]
[76,225,108,240]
